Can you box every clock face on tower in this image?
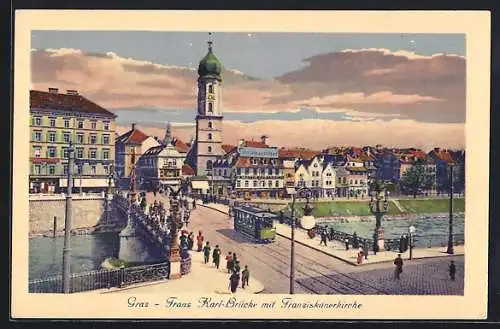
[207,93,215,101]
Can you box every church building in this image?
[186,35,225,177]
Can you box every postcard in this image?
[11,10,490,319]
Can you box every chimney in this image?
[48,87,59,94]
[66,89,79,95]
[131,123,136,131]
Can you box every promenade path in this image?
[189,202,464,295]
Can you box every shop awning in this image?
[191,181,209,190]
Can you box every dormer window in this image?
[208,84,214,93]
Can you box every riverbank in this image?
[314,212,465,224]
[284,198,465,218]
[29,223,124,239]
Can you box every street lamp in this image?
[289,183,314,294]
[447,163,455,254]
[166,185,184,279]
[408,225,416,260]
[369,180,389,253]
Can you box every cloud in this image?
[31,47,465,123]
[119,119,464,152]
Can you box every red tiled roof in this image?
[235,157,252,168]
[30,90,116,118]
[117,128,149,145]
[182,164,195,176]
[222,144,236,154]
[351,147,363,155]
[173,137,189,153]
[245,140,268,148]
[279,149,320,160]
[346,166,368,172]
[430,149,455,163]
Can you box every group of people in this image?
[191,232,251,293]
[393,254,457,281]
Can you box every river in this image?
[29,232,120,281]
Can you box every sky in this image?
[31,31,466,150]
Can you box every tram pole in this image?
[290,193,296,295]
[62,141,74,293]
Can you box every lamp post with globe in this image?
[289,183,315,294]
[408,225,416,260]
[369,180,390,253]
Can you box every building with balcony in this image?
[29,88,117,193]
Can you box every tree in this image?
[399,160,435,198]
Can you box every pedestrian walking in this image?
[320,230,328,246]
[203,242,211,264]
[187,232,194,250]
[212,245,221,269]
[234,260,241,274]
[394,254,403,280]
[363,239,369,260]
[449,260,456,281]
[241,265,250,289]
[196,231,204,252]
[344,237,350,250]
[231,253,238,273]
[226,252,233,273]
[329,227,334,241]
[352,232,359,249]
[229,271,240,293]
[180,233,188,250]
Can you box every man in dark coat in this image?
[229,271,240,293]
[394,254,403,280]
[241,265,250,289]
[449,260,456,281]
[212,245,221,269]
[352,232,359,249]
[203,242,211,264]
[320,230,328,246]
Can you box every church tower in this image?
[192,33,225,176]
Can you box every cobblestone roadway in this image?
[183,203,464,295]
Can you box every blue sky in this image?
[32,31,465,79]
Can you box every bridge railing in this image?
[29,262,171,294]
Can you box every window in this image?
[77,165,82,175]
[208,121,213,129]
[62,148,69,159]
[208,146,212,153]
[103,134,110,145]
[77,133,84,144]
[104,166,109,175]
[48,147,56,158]
[103,149,109,160]
[91,121,97,129]
[64,119,70,128]
[63,132,70,143]
[90,165,96,175]
[208,103,213,113]
[275,180,279,187]
[236,180,241,188]
[34,117,41,126]
[208,84,213,93]
[49,131,56,143]
[237,168,241,175]
[268,168,273,175]
[268,180,272,187]
[33,147,41,158]
[244,180,249,187]
[77,148,83,159]
[208,133,212,140]
[34,131,42,142]
[63,165,68,175]
[48,165,56,175]
[253,180,257,187]
[34,165,41,174]
[104,121,110,130]
[245,168,249,175]
[253,168,257,175]
[90,134,97,144]
[78,120,84,129]
[224,169,227,176]
[90,149,97,159]
[50,118,56,127]
[206,160,213,170]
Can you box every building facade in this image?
[29,88,117,193]
[115,123,160,188]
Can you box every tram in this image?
[232,205,277,243]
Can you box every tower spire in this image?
[208,32,213,52]
[164,121,173,146]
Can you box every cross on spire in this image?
[208,32,213,51]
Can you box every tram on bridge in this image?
[232,204,277,243]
